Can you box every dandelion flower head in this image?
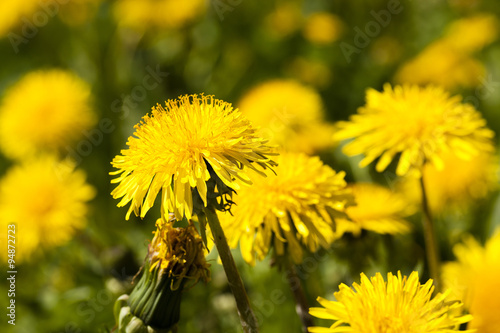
[0,69,95,159]
[149,215,210,290]
[111,94,277,221]
[334,84,494,177]
[220,152,353,265]
[0,155,96,263]
[238,79,335,154]
[443,231,500,333]
[335,183,413,237]
[309,271,472,333]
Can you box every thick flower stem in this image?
[284,261,314,332]
[203,207,260,333]
[419,175,441,292]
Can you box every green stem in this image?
[284,261,314,332]
[419,175,441,292]
[203,207,259,333]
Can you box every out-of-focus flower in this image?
[265,2,303,38]
[113,0,206,32]
[117,216,210,331]
[303,12,343,45]
[395,41,485,89]
[0,0,39,38]
[395,14,498,90]
[399,150,498,212]
[335,183,413,237]
[0,69,95,159]
[444,14,498,53]
[238,79,335,154]
[309,271,471,332]
[334,84,494,177]
[110,94,277,221]
[220,152,353,265]
[443,231,500,332]
[0,155,95,263]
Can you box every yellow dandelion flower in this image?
[394,40,485,90]
[335,183,413,237]
[0,69,95,159]
[0,0,39,38]
[334,84,494,177]
[0,155,95,263]
[309,271,472,333]
[238,79,335,154]
[443,231,500,333]
[303,12,344,45]
[399,150,498,212]
[149,216,210,289]
[394,14,497,90]
[110,94,276,221]
[113,0,206,31]
[220,152,353,265]
[444,14,498,53]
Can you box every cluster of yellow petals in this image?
[220,152,353,265]
[310,271,471,333]
[443,231,500,333]
[149,216,210,290]
[335,183,413,237]
[111,94,276,221]
[0,155,95,263]
[334,84,494,177]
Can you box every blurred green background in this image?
[1,0,500,332]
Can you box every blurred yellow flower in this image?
[238,79,335,154]
[395,14,498,90]
[443,231,500,332]
[113,0,206,31]
[309,271,471,333]
[303,12,343,45]
[334,84,494,177]
[0,69,95,159]
[220,152,353,265]
[265,2,303,38]
[399,150,498,212]
[444,14,498,53]
[395,41,485,90]
[110,94,277,221]
[0,155,95,263]
[336,183,413,237]
[0,0,39,38]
